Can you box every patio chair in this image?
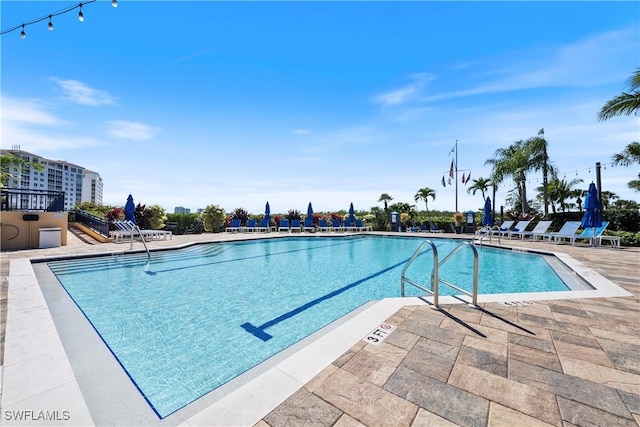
[256,218,270,232]
[355,219,372,231]
[557,221,619,246]
[330,218,344,232]
[510,220,552,240]
[490,220,515,237]
[429,222,444,233]
[225,218,241,233]
[505,220,531,239]
[184,220,204,235]
[303,218,315,232]
[318,219,330,232]
[290,219,302,232]
[343,219,357,232]
[241,218,257,232]
[278,218,290,232]
[532,221,581,242]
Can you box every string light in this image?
[0,0,108,39]
[527,162,616,185]
[112,0,118,8]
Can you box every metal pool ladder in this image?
[474,226,501,246]
[400,240,479,308]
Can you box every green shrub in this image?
[605,208,640,233]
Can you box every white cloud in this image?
[1,95,64,126]
[107,120,160,140]
[1,94,100,151]
[292,129,312,135]
[52,78,117,106]
[421,27,639,103]
[373,73,437,106]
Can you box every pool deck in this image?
[1,231,638,426]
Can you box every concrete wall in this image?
[1,211,68,250]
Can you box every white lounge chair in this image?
[533,221,581,242]
[510,220,552,240]
[490,220,515,237]
[505,220,531,239]
[557,221,619,246]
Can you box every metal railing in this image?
[401,240,479,307]
[74,209,110,237]
[474,225,501,246]
[1,188,65,212]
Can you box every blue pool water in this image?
[47,235,568,418]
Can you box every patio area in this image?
[1,231,638,426]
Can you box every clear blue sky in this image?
[2,1,638,214]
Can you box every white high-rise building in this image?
[1,147,103,210]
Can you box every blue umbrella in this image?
[307,202,314,221]
[581,182,602,245]
[265,201,271,227]
[483,197,493,226]
[124,194,136,224]
[348,203,356,224]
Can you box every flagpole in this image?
[455,140,458,212]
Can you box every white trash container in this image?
[39,227,62,248]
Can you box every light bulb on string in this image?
[48,16,53,31]
[20,25,26,39]
[112,0,118,8]
[78,4,84,22]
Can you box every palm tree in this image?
[414,187,436,214]
[538,177,582,213]
[1,152,44,187]
[611,142,640,192]
[378,193,393,211]
[598,69,640,121]
[466,177,491,201]
[527,129,557,215]
[485,140,530,216]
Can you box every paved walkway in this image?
[1,231,639,426]
[257,237,640,427]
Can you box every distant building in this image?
[81,170,103,205]
[174,206,191,214]
[1,147,103,210]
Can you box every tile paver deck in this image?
[1,231,638,426]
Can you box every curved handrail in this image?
[437,241,479,306]
[400,240,439,302]
[401,240,479,308]
[475,225,501,246]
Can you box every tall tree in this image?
[538,177,582,213]
[466,177,492,202]
[527,129,556,216]
[485,140,530,215]
[598,69,640,120]
[611,142,640,192]
[414,187,436,213]
[0,153,44,187]
[378,193,393,211]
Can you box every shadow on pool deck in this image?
[1,231,639,426]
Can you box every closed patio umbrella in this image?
[348,203,356,224]
[265,201,271,226]
[124,194,136,224]
[483,197,493,226]
[581,182,602,246]
[307,202,314,223]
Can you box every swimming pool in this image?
[46,235,575,418]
